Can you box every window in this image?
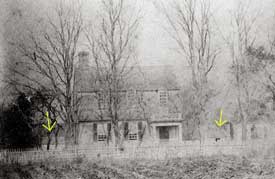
[93,123,97,142]
[123,122,129,139]
[129,133,137,140]
[159,126,169,139]
[97,92,105,110]
[251,124,258,139]
[159,90,168,106]
[127,89,136,105]
[98,135,107,141]
[264,126,268,139]
[137,91,144,102]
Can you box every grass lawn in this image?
[0,155,274,179]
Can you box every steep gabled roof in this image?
[136,65,180,90]
[74,64,180,92]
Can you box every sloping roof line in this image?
[78,118,183,123]
[76,88,181,94]
[74,65,181,91]
[79,118,148,123]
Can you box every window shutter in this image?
[93,123,97,142]
[124,122,129,139]
[107,123,112,141]
[138,122,143,141]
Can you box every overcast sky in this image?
[0,0,275,91]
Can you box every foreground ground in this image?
[0,155,275,179]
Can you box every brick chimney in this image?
[75,51,91,91]
[78,51,90,70]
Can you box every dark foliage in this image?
[0,93,42,149]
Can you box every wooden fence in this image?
[0,148,80,164]
[0,140,274,164]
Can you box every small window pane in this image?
[98,135,107,141]
[129,133,137,140]
[97,92,105,110]
[127,89,136,105]
[159,91,168,106]
[138,91,144,102]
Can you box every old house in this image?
[75,52,183,148]
[74,51,275,151]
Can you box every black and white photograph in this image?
[0,0,275,178]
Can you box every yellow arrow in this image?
[42,111,56,132]
[215,109,228,127]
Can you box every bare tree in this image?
[156,0,219,142]
[5,1,83,147]
[30,89,64,150]
[86,0,140,146]
[245,37,275,119]
[225,1,260,141]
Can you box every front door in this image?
[159,126,169,139]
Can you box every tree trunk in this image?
[236,68,247,142]
[198,118,202,155]
[237,91,246,141]
[113,123,120,146]
[54,126,59,149]
[229,122,234,140]
[241,119,247,142]
[65,122,76,147]
[272,92,275,111]
[46,133,51,151]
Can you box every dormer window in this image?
[127,89,136,105]
[97,91,106,110]
[137,91,144,103]
[159,90,168,106]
